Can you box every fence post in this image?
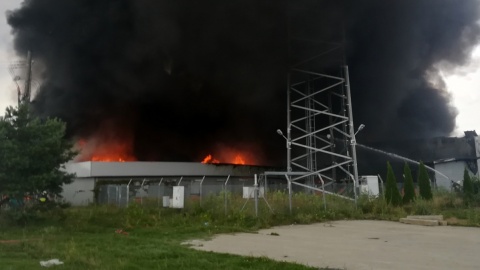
[254,174,258,217]
[126,179,132,206]
[116,186,120,206]
[285,174,292,214]
[140,179,147,205]
[317,174,327,211]
[224,175,230,216]
[106,185,109,205]
[157,178,163,207]
[118,185,122,207]
[199,176,205,206]
[377,174,384,197]
[264,175,268,194]
[351,174,358,208]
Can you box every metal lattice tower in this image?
[285,1,360,192]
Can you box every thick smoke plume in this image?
[6,0,480,165]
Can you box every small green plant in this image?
[418,161,433,201]
[402,163,416,204]
[385,162,402,206]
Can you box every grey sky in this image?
[0,0,21,110]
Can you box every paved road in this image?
[186,220,480,270]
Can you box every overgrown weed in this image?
[2,190,480,232]
[104,191,478,228]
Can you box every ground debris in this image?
[40,259,64,267]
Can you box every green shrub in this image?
[418,162,433,200]
[385,162,402,206]
[402,163,416,204]
[432,189,462,209]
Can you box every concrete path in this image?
[186,220,480,270]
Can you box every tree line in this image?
[384,161,480,206]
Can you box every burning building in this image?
[5,0,480,203]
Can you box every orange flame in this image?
[91,153,135,162]
[233,155,246,165]
[201,154,220,164]
[201,150,252,165]
[75,138,136,162]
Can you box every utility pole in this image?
[344,66,359,187]
[21,51,33,105]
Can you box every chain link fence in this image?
[93,175,368,214]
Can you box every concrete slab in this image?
[407,215,444,221]
[186,220,480,270]
[399,218,439,226]
[439,220,448,226]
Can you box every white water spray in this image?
[356,143,453,184]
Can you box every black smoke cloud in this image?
[6,0,480,165]
[347,1,480,142]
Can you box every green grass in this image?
[0,203,321,270]
[0,228,314,269]
[1,190,479,269]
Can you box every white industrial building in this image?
[434,158,479,190]
[433,132,480,190]
[62,161,270,206]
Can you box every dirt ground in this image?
[185,220,480,270]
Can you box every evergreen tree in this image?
[385,162,402,206]
[463,168,474,203]
[402,162,415,204]
[417,161,433,200]
[472,176,480,195]
[0,105,76,203]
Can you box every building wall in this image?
[61,162,274,205]
[64,162,92,177]
[434,161,475,190]
[61,178,95,206]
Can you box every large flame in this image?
[201,154,220,164]
[91,152,136,162]
[233,155,246,165]
[201,148,254,165]
[75,138,136,162]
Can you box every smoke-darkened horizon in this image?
[6,0,480,165]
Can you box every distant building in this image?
[433,131,479,189]
[434,158,478,189]
[358,131,479,190]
